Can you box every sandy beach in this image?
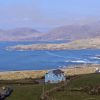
[0,64,99,80]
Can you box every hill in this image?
[1,21,100,42]
[0,28,45,41]
[4,73,100,100]
[51,73,100,100]
[40,22,100,41]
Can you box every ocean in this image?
[0,42,100,71]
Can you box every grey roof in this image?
[48,69,64,76]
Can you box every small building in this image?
[45,69,66,83]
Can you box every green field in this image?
[6,84,60,100]
[2,79,58,100]
[51,74,100,100]
[2,73,100,100]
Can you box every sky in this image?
[0,0,100,31]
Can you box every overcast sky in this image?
[0,0,100,31]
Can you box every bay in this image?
[0,42,100,71]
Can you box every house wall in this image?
[45,71,66,83]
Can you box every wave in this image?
[65,59,98,64]
[90,57,100,60]
[65,60,87,63]
[45,51,67,59]
[90,55,100,60]
[45,51,100,64]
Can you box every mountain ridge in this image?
[0,27,45,41]
[1,21,100,41]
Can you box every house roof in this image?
[48,69,64,76]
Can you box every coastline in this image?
[0,64,99,80]
[7,38,100,51]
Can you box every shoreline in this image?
[0,64,99,80]
[7,38,100,51]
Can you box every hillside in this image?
[4,72,100,100]
[51,73,100,100]
[1,22,100,41]
[40,22,100,41]
[0,28,45,41]
[8,38,100,50]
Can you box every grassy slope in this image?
[51,74,100,100]
[5,82,58,100]
[6,85,42,100]
[4,74,100,100]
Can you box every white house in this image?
[45,69,66,83]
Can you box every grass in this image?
[50,73,100,100]
[6,84,61,100]
[6,85,42,100]
[0,79,59,100]
[1,73,100,100]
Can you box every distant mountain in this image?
[0,28,45,41]
[39,22,100,41]
[1,21,100,41]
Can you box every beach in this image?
[0,64,99,80]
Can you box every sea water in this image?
[0,42,100,71]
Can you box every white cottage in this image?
[45,69,66,83]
